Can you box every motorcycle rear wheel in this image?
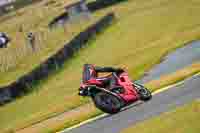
[93,92,123,114]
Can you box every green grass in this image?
[41,105,102,133]
[1,0,200,132]
[122,100,200,133]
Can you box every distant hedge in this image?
[87,0,127,12]
[0,12,115,105]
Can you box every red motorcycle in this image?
[79,66,152,114]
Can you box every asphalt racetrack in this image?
[63,74,200,133]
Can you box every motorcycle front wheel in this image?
[133,82,152,101]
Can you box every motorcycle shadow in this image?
[98,101,144,120]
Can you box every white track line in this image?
[59,73,200,133]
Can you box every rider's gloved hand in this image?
[116,68,124,73]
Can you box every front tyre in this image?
[133,82,152,101]
[138,87,152,101]
[93,92,123,114]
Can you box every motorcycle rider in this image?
[82,64,124,88]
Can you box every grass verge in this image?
[121,100,200,133]
[145,63,200,91]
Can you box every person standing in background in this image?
[27,32,36,52]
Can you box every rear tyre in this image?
[93,92,123,114]
[133,83,152,101]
